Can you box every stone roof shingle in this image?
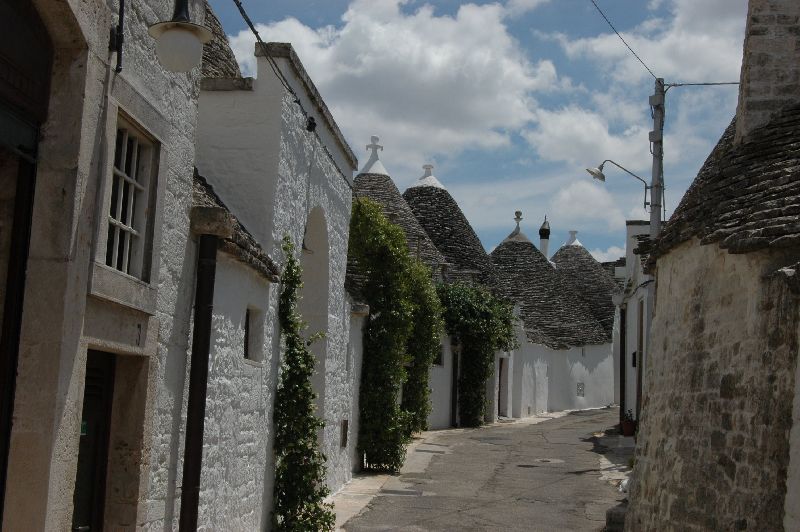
[353,173,448,270]
[551,244,618,339]
[403,185,498,288]
[490,238,607,349]
[202,1,242,79]
[652,105,800,262]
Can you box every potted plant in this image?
[621,409,636,437]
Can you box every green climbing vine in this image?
[272,236,335,532]
[349,197,443,470]
[437,282,517,427]
[401,259,444,436]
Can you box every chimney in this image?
[565,230,581,246]
[538,216,550,258]
[735,0,800,143]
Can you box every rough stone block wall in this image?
[268,90,354,494]
[736,0,800,141]
[625,241,800,531]
[197,255,274,529]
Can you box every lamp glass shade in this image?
[154,25,204,73]
[586,167,606,181]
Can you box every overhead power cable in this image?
[588,0,657,80]
[230,0,296,97]
[228,0,354,190]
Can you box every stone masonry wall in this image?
[625,240,800,531]
[735,0,800,142]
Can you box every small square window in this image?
[244,307,264,362]
[577,382,585,397]
[105,116,157,280]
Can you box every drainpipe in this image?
[180,205,232,530]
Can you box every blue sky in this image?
[208,0,747,260]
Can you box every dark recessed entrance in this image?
[72,351,116,531]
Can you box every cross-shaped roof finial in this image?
[367,135,383,155]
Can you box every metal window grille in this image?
[105,119,153,278]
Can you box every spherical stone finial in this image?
[514,211,523,229]
[539,215,551,239]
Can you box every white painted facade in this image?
[199,254,275,529]
[427,336,456,430]
[508,326,614,417]
[195,42,358,525]
[611,221,652,420]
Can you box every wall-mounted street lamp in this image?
[586,159,650,211]
[148,0,212,73]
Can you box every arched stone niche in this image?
[299,206,330,423]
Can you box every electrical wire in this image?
[231,0,296,97]
[228,0,354,191]
[588,0,657,80]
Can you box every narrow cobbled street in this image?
[345,408,628,531]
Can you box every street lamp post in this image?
[586,78,665,427]
[586,159,650,210]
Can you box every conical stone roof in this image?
[403,168,497,287]
[552,236,618,339]
[490,216,607,349]
[201,1,242,79]
[351,138,447,270]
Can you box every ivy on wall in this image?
[272,236,335,531]
[401,259,444,436]
[437,283,517,427]
[349,198,413,471]
[349,198,443,470]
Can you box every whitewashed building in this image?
[490,213,616,417]
[0,0,233,529]
[403,167,507,424]
[195,35,359,526]
[609,220,652,423]
[350,142,457,430]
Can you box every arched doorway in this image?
[299,207,330,425]
[0,0,53,521]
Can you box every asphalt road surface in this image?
[345,408,625,532]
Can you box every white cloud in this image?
[523,106,653,174]
[589,245,626,263]
[228,0,561,177]
[557,0,746,85]
[504,0,551,17]
[550,180,627,232]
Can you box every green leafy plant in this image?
[349,197,444,466]
[401,259,445,436]
[272,236,335,532]
[437,282,517,427]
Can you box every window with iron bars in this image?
[105,117,155,280]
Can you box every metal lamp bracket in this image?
[109,0,125,73]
